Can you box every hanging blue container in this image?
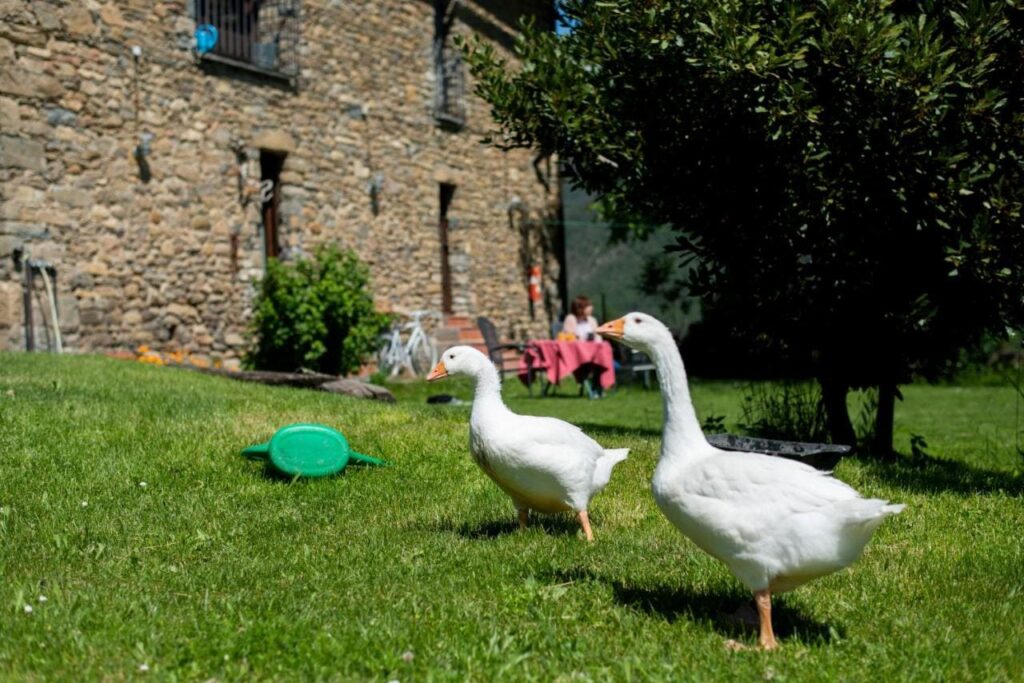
[195,24,219,55]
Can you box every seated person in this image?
[561,296,604,398]
[562,296,599,341]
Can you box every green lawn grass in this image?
[1,353,1022,681]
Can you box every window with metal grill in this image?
[433,0,466,129]
[193,0,301,80]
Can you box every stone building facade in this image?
[0,0,564,365]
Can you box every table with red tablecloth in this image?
[517,339,616,390]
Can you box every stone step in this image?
[458,329,485,343]
[443,315,474,329]
[436,315,482,355]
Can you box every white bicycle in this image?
[378,310,440,377]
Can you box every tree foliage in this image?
[464,0,1024,450]
[246,246,390,376]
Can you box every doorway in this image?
[439,182,456,314]
[260,150,286,260]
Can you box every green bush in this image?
[739,382,830,444]
[245,246,391,376]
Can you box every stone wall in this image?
[0,0,563,364]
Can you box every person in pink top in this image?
[562,296,604,398]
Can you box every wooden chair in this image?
[476,316,545,395]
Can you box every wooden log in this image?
[193,367,395,402]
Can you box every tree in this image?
[463,0,1024,454]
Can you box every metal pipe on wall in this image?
[13,248,62,353]
[23,258,34,352]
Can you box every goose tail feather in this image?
[591,448,628,493]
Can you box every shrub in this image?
[739,382,830,444]
[854,387,880,445]
[246,246,391,376]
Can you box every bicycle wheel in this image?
[408,334,437,377]
[378,333,399,376]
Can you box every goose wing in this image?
[658,450,866,552]
[680,450,860,511]
[508,414,606,458]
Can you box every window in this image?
[194,0,300,79]
[433,0,466,129]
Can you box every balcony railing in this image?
[194,0,300,79]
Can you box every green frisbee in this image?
[242,423,388,478]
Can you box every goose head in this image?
[426,345,492,382]
[596,312,673,353]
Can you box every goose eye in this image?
[448,354,455,359]
[633,317,643,324]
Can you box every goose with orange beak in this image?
[597,313,903,649]
[426,345,628,541]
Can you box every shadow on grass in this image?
[571,421,662,438]
[611,582,837,644]
[859,452,1024,496]
[425,514,582,539]
[243,465,333,484]
[240,458,385,484]
[546,567,838,645]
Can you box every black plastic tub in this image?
[706,434,851,471]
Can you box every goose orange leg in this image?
[517,508,529,530]
[577,510,594,542]
[755,590,779,650]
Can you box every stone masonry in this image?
[0,0,564,365]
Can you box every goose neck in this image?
[471,364,504,410]
[647,337,708,455]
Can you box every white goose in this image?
[596,313,904,649]
[427,345,628,541]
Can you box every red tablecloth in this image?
[517,340,616,390]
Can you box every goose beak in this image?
[596,318,625,341]
[426,361,448,382]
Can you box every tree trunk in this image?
[819,378,856,446]
[872,382,897,458]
